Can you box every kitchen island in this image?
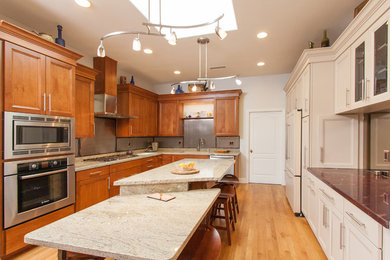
[25,189,220,260]
[115,159,235,195]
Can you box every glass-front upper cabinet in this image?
[373,21,388,96]
[355,42,365,102]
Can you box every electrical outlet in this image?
[384,150,390,162]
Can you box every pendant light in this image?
[167,30,177,45]
[132,34,141,51]
[215,21,227,40]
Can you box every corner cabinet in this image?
[214,96,239,136]
[1,24,82,116]
[75,64,99,138]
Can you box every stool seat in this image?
[219,174,239,184]
[178,224,221,260]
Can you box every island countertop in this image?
[25,189,220,260]
[114,159,235,186]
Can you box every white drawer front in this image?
[344,199,383,248]
[312,174,344,214]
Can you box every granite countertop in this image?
[75,148,240,172]
[115,159,234,186]
[25,189,220,260]
[308,168,390,228]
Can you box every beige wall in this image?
[153,74,289,182]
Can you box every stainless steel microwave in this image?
[4,112,75,159]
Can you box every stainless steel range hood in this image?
[94,94,137,119]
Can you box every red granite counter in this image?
[308,168,390,228]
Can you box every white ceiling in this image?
[0,0,363,85]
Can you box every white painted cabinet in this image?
[301,65,311,117]
[312,114,359,168]
[335,49,352,113]
[318,195,331,254]
[343,219,382,260]
[330,210,344,260]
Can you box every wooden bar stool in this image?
[218,174,240,215]
[178,224,221,260]
[210,184,236,245]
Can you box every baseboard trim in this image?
[239,178,248,183]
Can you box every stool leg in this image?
[223,200,231,245]
[231,196,237,223]
[228,198,235,232]
[234,186,240,214]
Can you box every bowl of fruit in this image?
[171,162,199,174]
[179,162,195,170]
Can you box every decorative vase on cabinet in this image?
[55,25,65,47]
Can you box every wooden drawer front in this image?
[344,199,383,248]
[161,154,173,165]
[110,166,141,197]
[109,160,142,173]
[142,162,157,172]
[316,179,343,213]
[172,154,210,161]
[5,205,74,255]
[76,166,109,182]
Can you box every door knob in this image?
[250,149,253,153]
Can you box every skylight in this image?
[129,0,238,39]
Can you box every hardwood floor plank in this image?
[7,184,326,260]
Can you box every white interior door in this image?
[249,111,284,184]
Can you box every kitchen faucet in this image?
[197,138,205,151]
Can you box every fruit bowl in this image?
[179,162,195,171]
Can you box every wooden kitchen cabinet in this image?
[172,154,209,161]
[117,84,158,137]
[158,100,183,136]
[1,23,82,116]
[76,166,110,211]
[4,42,46,114]
[161,154,174,165]
[45,57,75,117]
[93,56,117,96]
[109,166,141,197]
[214,97,239,136]
[75,64,99,138]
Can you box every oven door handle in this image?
[19,169,67,180]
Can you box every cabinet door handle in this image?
[346,212,366,229]
[346,89,350,106]
[89,171,102,175]
[340,223,344,250]
[304,146,307,169]
[130,125,133,135]
[365,79,370,99]
[108,176,110,190]
[322,204,326,227]
[43,93,46,111]
[320,188,335,202]
[48,94,52,112]
[320,147,324,163]
[304,98,308,112]
[362,79,365,100]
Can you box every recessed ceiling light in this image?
[143,49,153,54]
[257,32,268,39]
[257,61,265,66]
[174,71,181,75]
[75,0,91,8]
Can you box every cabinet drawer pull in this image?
[320,188,334,201]
[146,159,153,162]
[108,176,110,190]
[346,212,366,229]
[146,165,153,168]
[49,94,52,112]
[89,171,102,175]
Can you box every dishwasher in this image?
[209,155,235,175]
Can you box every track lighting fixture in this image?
[97,40,105,57]
[167,30,177,45]
[215,21,227,40]
[132,34,141,51]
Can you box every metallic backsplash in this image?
[117,137,154,151]
[78,118,116,156]
[216,136,240,149]
[154,137,184,148]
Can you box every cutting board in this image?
[171,168,200,175]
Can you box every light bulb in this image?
[97,40,105,57]
[215,26,227,40]
[257,32,268,39]
[132,36,141,51]
[143,49,153,54]
[170,87,175,94]
[235,78,242,86]
[168,31,177,45]
[75,0,91,8]
[192,85,197,92]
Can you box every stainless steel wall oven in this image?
[3,155,75,228]
[4,112,75,159]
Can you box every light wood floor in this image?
[8,184,326,260]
